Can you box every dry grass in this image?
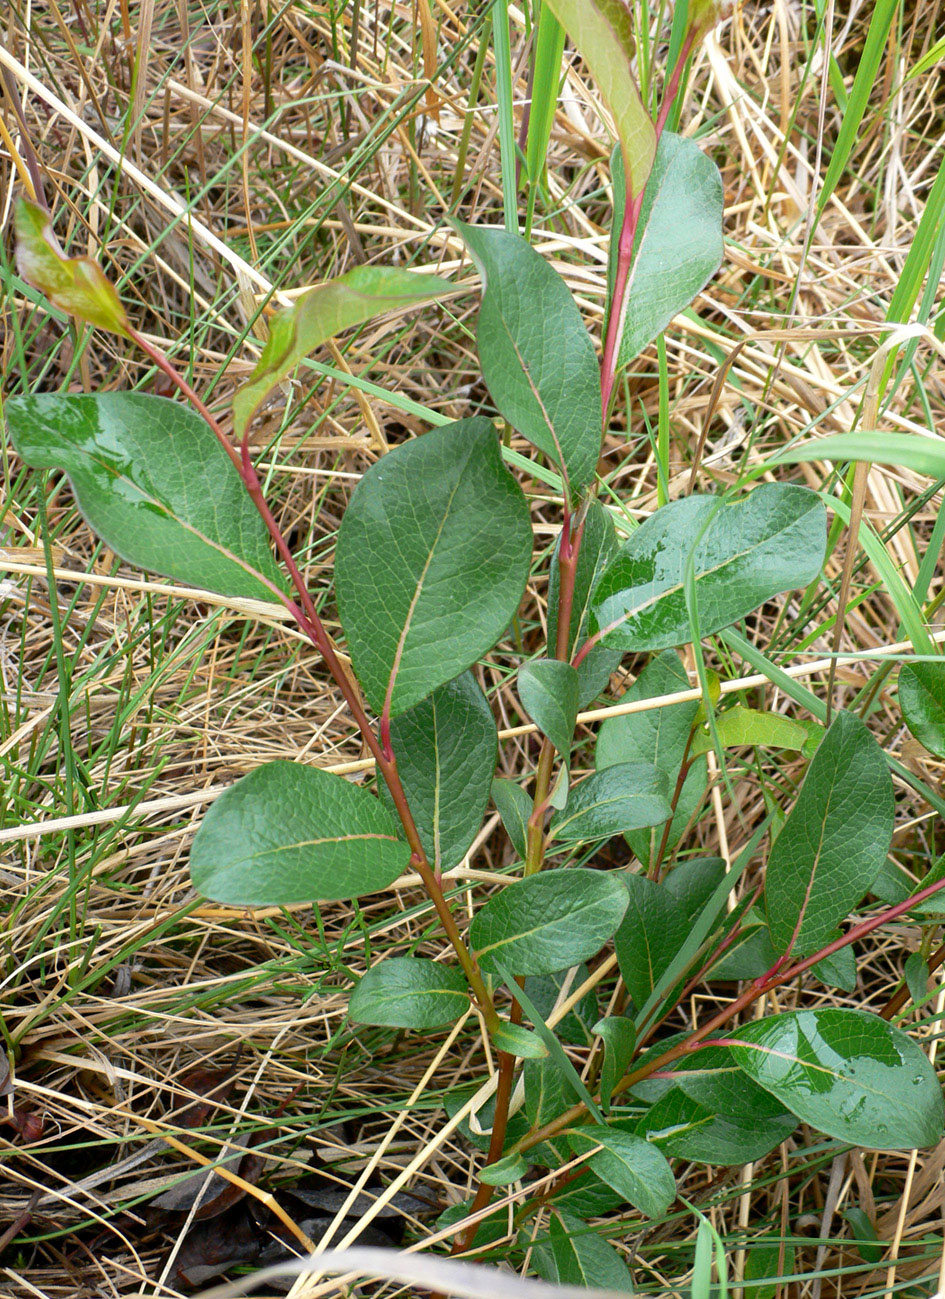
[2,1,945,1296]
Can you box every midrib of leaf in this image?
[79,447,280,594]
[783,776,839,951]
[475,894,606,960]
[251,832,400,858]
[598,508,815,640]
[504,324,573,500]
[382,457,468,719]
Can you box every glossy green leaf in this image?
[689,706,822,758]
[706,923,779,981]
[842,1209,882,1265]
[637,1087,797,1165]
[899,661,945,758]
[596,650,707,868]
[518,659,579,759]
[732,1008,945,1150]
[540,1211,635,1293]
[591,486,826,652]
[594,1017,636,1112]
[491,778,532,859]
[479,1152,528,1185]
[610,133,723,367]
[492,1021,548,1058]
[568,1126,675,1219]
[232,265,450,435]
[349,958,469,1029]
[550,763,672,843]
[541,0,655,196]
[15,197,131,337]
[549,499,622,706]
[385,673,496,871]
[190,760,410,904]
[335,418,531,716]
[614,874,688,1010]
[5,393,285,602]
[811,937,858,993]
[454,223,601,502]
[765,711,894,956]
[470,868,629,976]
[673,1041,794,1120]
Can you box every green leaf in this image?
[190,760,410,904]
[14,197,132,337]
[550,763,672,844]
[385,673,496,872]
[525,1056,573,1129]
[610,133,723,367]
[732,1008,945,1150]
[590,486,826,652]
[811,937,858,993]
[518,659,579,759]
[491,778,532,859]
[334,418,531,716]
[568,1126,675,1219]
[349,958,469,1029]
[549,499,622,706]
[689,706,822,758]
[541,1211,635,1292]
[5,393,285,602]
[706,923,779,981]
[524,964,600,1047]
[765,711,894,956]
[541,0,655,196]
[673,1041,794,1120]
[637,1087,797,1165]
[614,874,688,1010]
[594,1017,636,1112]
[454,223,601,502]
[492,1021,548,1059]
[664,857,727,926]
[470,868,629,976]
[232,265,450,435]
[479,1152,528,1185]
[900,661,945,759]
[842,1209,882,1266]
[596,649,707,869]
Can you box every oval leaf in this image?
[335,418,532,716]
[233,266,450,435]
[590,486,827,652]
[349,958,468,1029]
[765,710,894,956]
[5,393,285,602]
[900,660,945,759]
[454,223,602,502]
[568,1126,675,1219]
[518,659,580,759]
[492,1021,549,1059]
[190,760,410,904]
[491,778,532,859]
[732,1008,944,1150]
[594,1017,637,1112]
[610,133,724,367]
[470,868,629,976]
[539,1210,636,1292]
[550,763,671,843]
[385,673,497,872]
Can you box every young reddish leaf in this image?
[541,0,656,198]
[15,198,131,337]
[232,266,451,436]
